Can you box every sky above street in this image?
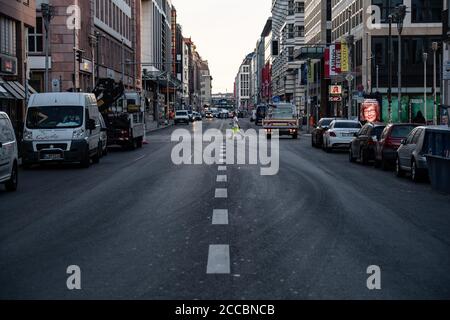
[173,0,272,94]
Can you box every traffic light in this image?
[76,50,84,63]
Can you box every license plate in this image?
[42,153,62,160]
[342,133,353,137]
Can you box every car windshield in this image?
[391,125,418,138]
[319,119,333,127]
[176,111,187,116]
[372,126,386,139]
[334,122,361,129]
[26,106,83,129]
[269,107,293,119]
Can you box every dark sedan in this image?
[349,122,386,164]
[311,118,341,148]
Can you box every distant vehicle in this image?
[311,118,341,148]
[22,92,102,168]
[322,120,362,152]
[188,110,194,122]
[99,113,108,156]
[395,126,449,182]
[374,123,420,170]
[263,103,299,139]
[349,122,386,164]
[205,111,214,119]
[211,109,220,118]
[219,109,229,119]
[103,92,145,150]
[255,105,267,126]
[175,110,190,124]
[193,112,202,121]
[250,110,256,122]
[0,112,18,191]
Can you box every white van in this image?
[22,93,103,168]
[0,112,18,191]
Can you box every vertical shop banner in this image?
[329,45,337,76]
[324,47,330,79]
[341,42,349,73]
[335,42,342,74]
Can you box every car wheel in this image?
[137,138,143,148]
[92,146,101,164]
[292,133,298,139]
[381,157,389,171]
[411,159,422,182]
[374,158,381,168]
[395,157,404,178]
[360,148,368,165]
[267,134,272,140]
[80,149,90,168]
[5,162,18,192]
[349,148,356,162]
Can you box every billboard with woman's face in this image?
[360,99,381,122]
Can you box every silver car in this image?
[0,112,18,191]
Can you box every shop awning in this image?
[0,77,37,100]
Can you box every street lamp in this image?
[388,14,393,123]
[432,42,439,125]
[41,3,56,92]
[423,52,428,123]
[395,5,407,123]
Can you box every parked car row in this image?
[312,116,450,185]
[174,110,203,125]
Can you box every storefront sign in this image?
[341,42,349,72]
[0,55,17,75]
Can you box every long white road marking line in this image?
[216,175,227,183]
[207,245,230,274]
[215,188,228,198]
[212,209,229,225]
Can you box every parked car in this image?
[99,113,108,156]
[187,110,194,122]
[396,126,441,182]
[349,122,386,164]
[193,112,202,121]
[255,105,267,126]
[322,120,362,152]
[219,109,229,119]
[174,110,190,125]
[0,112,18,191]
[374,123,420,170]
[22,92,102,168]
[311,118,341,148]
[250,110,256,122]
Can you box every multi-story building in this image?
[199,60,212,107]
[181,38,190,105]
[303,0,332,120]
[235,53,253,110]
[141,0,173,118]
[262,17,273,103]
[28,0,140,95]
[271,0,306,113]
[0,0,36,132]
[331,0,443,123]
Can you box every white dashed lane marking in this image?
[212,209,229,225]
[215,188,228,198]
[216,175,227,183]
[207,245,230,274]
[218,166,227,171]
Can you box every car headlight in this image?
[72,127,86,140]
[23,129,33,141]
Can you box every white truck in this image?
[22,92,103,168]
[103,91,145,150]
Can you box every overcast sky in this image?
[173,0,272,94]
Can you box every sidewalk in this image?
[145,119,174,133]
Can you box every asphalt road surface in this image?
[1,118,449,299]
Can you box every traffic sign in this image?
[345,73,354,82]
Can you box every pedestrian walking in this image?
[230,112,244,139]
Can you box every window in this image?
[295,26,304,37]
[0,16,16,56]
[28,17,44,53]
[288,0,295,15]
[411,0,442,23]
[296,2,305,13]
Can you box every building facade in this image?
[0,0,36,132]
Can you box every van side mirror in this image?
[86,119,96,130]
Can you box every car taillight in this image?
[329,132,336,137]
[385,137,395,147]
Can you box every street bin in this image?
[426,155,450,194]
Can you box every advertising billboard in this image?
[360,99,381,122]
